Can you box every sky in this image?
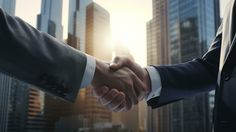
[15,0,230,66]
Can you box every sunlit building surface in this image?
[147,0,169,66]
[2,80,47,132]
[147,0,220,132]
[85,2,111,60]
[84,2,112,129]
[0,79,44,132]
[146,0,171,132]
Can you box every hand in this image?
[110,57,151,100]
[92,86,127,112]
[93,57,151,112]
[91,59,146,110]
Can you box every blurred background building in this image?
[67,0,92,50]
[37,0,63,41]
[147,0,220,132]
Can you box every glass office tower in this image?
[37,0,63,41]
[0,1,15,131]
[168,0,219,131]
[0,0,15,15]
[68,0,92,50]
[147,0,220,131]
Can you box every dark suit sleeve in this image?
[0,9,88,102]
[147,24,222,108]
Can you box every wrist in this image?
[91,59,109,87]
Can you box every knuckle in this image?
[124,57,131,65]
[114,56,120,61]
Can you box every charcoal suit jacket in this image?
[147,0,236,131]
[0,9,90,102]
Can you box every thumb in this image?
[109,62,121,70]
[109,57,123,70]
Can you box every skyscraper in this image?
[84,2,112,128]
[37,0,63,41]
[0,1,16,131]
[7,83,47,132]
[0,75,11,132]
[0,0,15,16]
[68,0,92,50]
[85,2,111,60]
[147,0,169,66]
[168,0,219,130]
[147,0,220,131]
[146,0,171,131]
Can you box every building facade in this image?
[0,1,15,131]
[37,0,63,41]
[168,0,219,131]
[147,0,169,66]
[0,75,12,132]
[7,83,47,132]
[0,0,15,15]
[147,0,220,131]
[84,2,112,128]
[146,0,171,131]
[68,0,92,50]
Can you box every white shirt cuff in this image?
[80,54,96,88]
[145,66,162,101]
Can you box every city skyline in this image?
[0,0,231,129]
[14,0,229,67]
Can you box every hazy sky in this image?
[15,0,230,66]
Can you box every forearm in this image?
[146,24,222,108]
[0,8,94,102]
[146,59,217,108]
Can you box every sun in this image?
[121,32,136,45]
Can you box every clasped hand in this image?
[91,57,151,112]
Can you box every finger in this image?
[99,89,120,106]
[110,57,130,70]
[106,92,125,111]
[110,57,122,70]
[132,73,147,101]
[113,101,126,112]
[124,74,139,105]
[93,86,109,98]
[111,57,144,82]
[114,98,132,112]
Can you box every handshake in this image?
[91,57,151,112]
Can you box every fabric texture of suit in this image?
[147,0,236,131]
[0,9,87,102]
